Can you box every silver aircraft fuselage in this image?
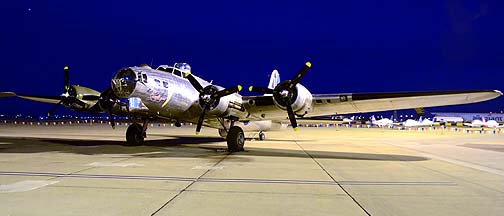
[111,65,248,124]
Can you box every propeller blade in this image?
[185,73,204,93]
[47,101,63,116]
[288,62,311,90]
[73,98,87,107]
[285,99,298,131]
[63,66,70,92]
[248,86,274,94]
[211,85,242,99]
[195,103,209,135]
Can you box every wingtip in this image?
[237,85,242,92]
[0,92,17,97]
[494,90,503,96]
[305,62,312,68]
[293,127,299,131]
[64,66,69,70]
[248,86,254,92]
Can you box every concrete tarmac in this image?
[0,124,503,215]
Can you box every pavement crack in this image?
[293,139,372,216]
[150,153,230,215]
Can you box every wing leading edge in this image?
[0,92,61,104]
[243,90,502,120]
[311,90,502,116]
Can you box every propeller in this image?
[98,87,124,129]
[249,62,312,131]
[185,73,242,134]
[47,66,87,116]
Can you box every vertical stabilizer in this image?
[268,69,281,90]
[371,115,376,123]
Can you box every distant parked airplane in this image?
[399,116,434,127]
[371,115,394,127]
[464,117,502,128]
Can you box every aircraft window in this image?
[163,81,169,88]
[142,74,148,82]
[173,69,182,77]
[158,67,173,73]
[154,79,161,85]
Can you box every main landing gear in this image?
[226,126,245,152]
[219,128,266,152]
[126,119,148,146]
[217,117,245,152]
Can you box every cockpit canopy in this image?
[175,63,191,73]
[156,63,191,78]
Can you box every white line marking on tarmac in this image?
[87,162,144,167]
[0,171,457,186]
[192,166,224,170]
[417,152,504,177]
[0,180,59,193]
[387,143,504,177]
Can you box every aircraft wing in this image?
[243,90,502,120]
[0,92,61,104]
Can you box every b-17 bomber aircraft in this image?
[1,62,502,152]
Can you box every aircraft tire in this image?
[227,126,245,152]
[259,131,266,140]
[126,123,144,146]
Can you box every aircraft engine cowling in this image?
[272,83,313,116]
[198,85,230,116]
[65,85,102,111]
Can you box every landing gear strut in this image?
[219,117,245,152]
[126,119,148,146]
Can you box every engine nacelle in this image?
[273,83,313,116]
[66,85,101,112]
[203,87,247,119]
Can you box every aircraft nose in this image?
[111,68,137,98]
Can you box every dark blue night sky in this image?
[1,0,503,115]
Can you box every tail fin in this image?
[415,107,425,116]
[268,69,280,90]
[415,107,434,119]
[482,116,486,123]
[371,115,376,122]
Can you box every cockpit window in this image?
[142,74,148,82]
[174,63,191,73]
[173,69,182,77]
[154,79,161,86]
[163,81,169,88]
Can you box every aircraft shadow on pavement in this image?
[0,136,428,162]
